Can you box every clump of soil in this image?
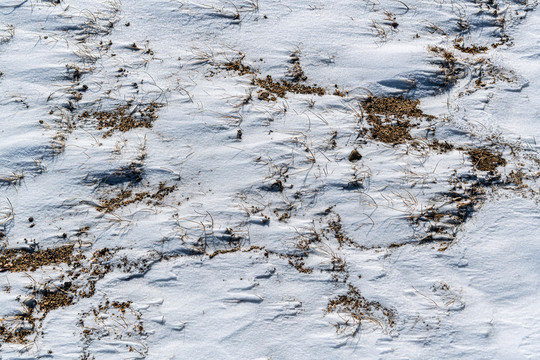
[468,149,506,171]
[348,149,362,162]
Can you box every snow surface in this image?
[0,0,539,358]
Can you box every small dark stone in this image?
[23,298,37,309]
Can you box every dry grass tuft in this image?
[326,284,395,335]
[97,182,177,212]
[428,46,464,88]
[221,54,256,76]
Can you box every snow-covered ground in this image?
[0,0,539,358]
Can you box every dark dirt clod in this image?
[348,149,362,162]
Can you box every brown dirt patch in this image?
[362,96,433,119]
[0,245,75,272]
[80,102,161,137]
[221,56,255,76]
[371,122,413,144]
[253,75,326,99]
[468,149,506,171]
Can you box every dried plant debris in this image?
[362,96,434,120]
[411,169,505,247]
[370,122,413,144]
[253,75,326,99]
[469,59,519,93]
[325,213,360,249]
[429,139,455,153]
[453,38,488,54]
[360,96,441,145]
[0,245,76,272]
[0,246,163,344]
[215,50,342,100]
[35,283,75,316]
[97,182,177,212]
[326,284,395,335]
[221,54,256,76]
[428,46,465,89]
[0,317,35,344]
[80,102,162,137]
[79,299,147,358]
[208,245,264,259]
[468,148,506,171]
[0,247,116,344]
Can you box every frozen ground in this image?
[0,0,539,359]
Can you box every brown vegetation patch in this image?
[362,96,431,119]
[0,319,35,344]
[428,46,464,88]
[221,55,255,76]
[429,139,455,153]
[371,122,413,144]
[326,214,359,249]
[287,52,307,82]
[326,284,395,334]
[253,75,326,99]
[453,39,488,54]
[80,102,161,137]
[208,245,265,259]
[468,149,506,171]
[38,286,74,316]
[0,245,75,272]
[97,182,177,212]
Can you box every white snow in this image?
[0,0,539,358]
